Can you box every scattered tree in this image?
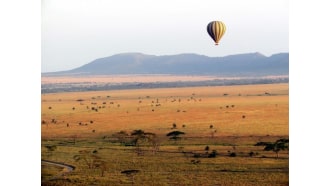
[249,151,255,157]
[227,145,237,157]
[121,170,139,185]
[45,145,57,152]
[229,152,236,157]
[172,123,177,129]
[131,130,157,155]
[71,135,77,145]
[166,131,185,141]
[209,126,217,138]
[191,159,201,164]
[96,160,108,177]
[73,150,108,177]
[255,138,289,159]
[208,150,218,158]
[73,149,107,173]
[45,145,57,158]
[113,131,130,145]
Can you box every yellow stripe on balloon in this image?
[207,20,226,45]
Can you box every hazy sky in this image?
[42,0,288,72]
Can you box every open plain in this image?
[41,83,288,186]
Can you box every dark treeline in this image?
[41,77,288,94]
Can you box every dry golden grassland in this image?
[41,83,288,186]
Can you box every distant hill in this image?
[43,52,289,76]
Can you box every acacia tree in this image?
[113,131,130,145]
[172,123,177,129]
[73,150,100,169]
[166,131,185,142]
[131,130,157,155]
[121,170,140,185]
[73,150,108,176]
[45,145,57,158]
[131,130,149,146]
[148,134,160,155]
[255,138,289,159]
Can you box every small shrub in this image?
[229,152,236,157]
[193,153,201,158]
[191,159,201,164]
[172,123,177,129]
[45,145,57,152]
[249,151,255,157]
[208,150,217,158]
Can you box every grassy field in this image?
[41,83,288,185]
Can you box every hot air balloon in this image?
[207,21,226,45]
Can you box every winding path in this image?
[42,159,75,181]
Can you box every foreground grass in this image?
[42,137,288,186]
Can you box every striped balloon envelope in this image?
[207,21,226,45]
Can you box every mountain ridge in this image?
[43,52,288,76]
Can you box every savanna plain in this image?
[41,83,288,186]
